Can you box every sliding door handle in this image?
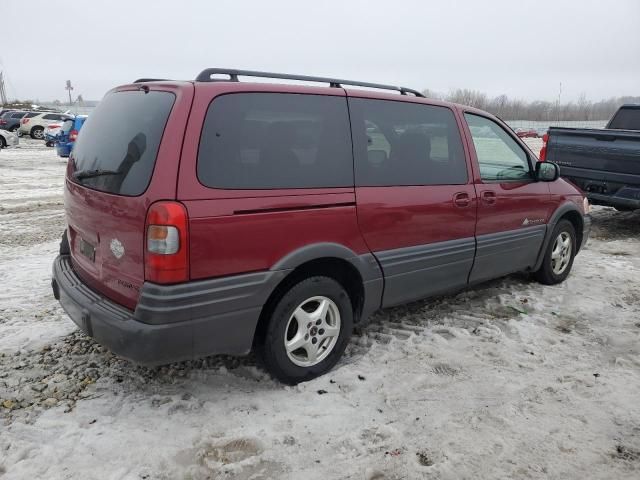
[481,191,497,205]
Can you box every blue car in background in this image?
[55,116,87,157]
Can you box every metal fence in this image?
[505,120,607,131]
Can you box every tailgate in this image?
[548,128,640,178]
[65,84,193,310]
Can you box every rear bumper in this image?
[52,255,286,365]
[56,143,72,157]
[586,191,640,210]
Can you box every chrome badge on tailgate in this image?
[110,238,125,259]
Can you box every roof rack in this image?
[133,78,169,83]
[194,68,425,98]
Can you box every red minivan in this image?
[52,69,591,384]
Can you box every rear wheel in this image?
[31,127,44,139]
[257,276,353,384]
[534,219,576,285]
[9,125,18,133]
[0,136,5,149]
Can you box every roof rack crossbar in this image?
[195,68,424,97]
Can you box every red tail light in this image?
[539,133,549,161]
[144,201,189,284]
[22,118,30,125]
[69,129,78,141]
[0,120,6,125]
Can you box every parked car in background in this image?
[515,127,537,138]
[1,111,40,135]
[0,129,19,148]
[54,116,87,157]
[541,104,640,211]
[51,68,590,384]
[19,112,72,139]
[44,124,64,147]
[0,108,17,117]
[535,127,548,138]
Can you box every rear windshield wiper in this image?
[73,169,122,180]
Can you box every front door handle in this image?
[453,192,471,208]
[481,191,497,205]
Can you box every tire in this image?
[0,136,5,149]
[31,127,44,140]
[534,219,576,285]
[257,276,353,385]
[9,125,18,133]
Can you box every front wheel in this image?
[534,219,576,285]
[258,276,353,384]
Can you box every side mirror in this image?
[536,161,560,182]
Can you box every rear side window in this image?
[349,98,467,186]
[197,93,353,189]
[10,112,26,119]
[26,112,40,118]
[608,107,640,130]
[42,114,60,120]
[72,90,175,196]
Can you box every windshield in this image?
[71,90,175,196]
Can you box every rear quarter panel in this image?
[177,83,368,280]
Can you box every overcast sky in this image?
[2,0,639,103]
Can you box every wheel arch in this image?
[533,202,584,271]
[252,243,383,348]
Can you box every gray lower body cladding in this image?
[52,255,287,365]
[469,225,546,284]
[375,237,476,307]
[51,252,383,365]
[374,226,549,307]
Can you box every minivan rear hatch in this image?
[65,83,193,309]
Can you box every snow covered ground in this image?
[1,140,639,480]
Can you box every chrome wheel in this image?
[551,231,572,275]
[32,128,44,139]
[284,296,341,367]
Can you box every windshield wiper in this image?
[73,169,122,180]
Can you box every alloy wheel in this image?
[284,296,341,367]
[551,231,572,275]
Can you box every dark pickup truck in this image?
[542,105,640,211]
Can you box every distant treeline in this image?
[422,89,640,121]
